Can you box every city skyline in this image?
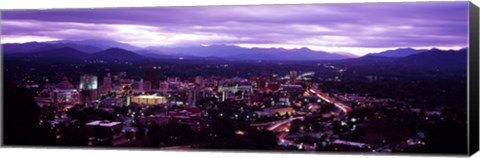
[1,1,469,56]
[2,1,473,154]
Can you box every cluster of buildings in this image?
[35,66,350,147]
[35,68,319,110]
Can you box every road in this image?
[268,116,304,131]
[309,88,352,114]
[265,116,316,150]
[254,88,353,151]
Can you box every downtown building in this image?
[79,74,99,106]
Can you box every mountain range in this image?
[2,39,138,54]
[395,48,467,70]
[365,48,428,57]
[3,40,353,61]
[338,48,468,71]
[143,45,355,60]
[1,40,468,68]
[92,48,144,61]
[4,46,145,62]
[48,39,140,52]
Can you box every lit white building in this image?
[79,74,98,105]
[130,94,167,105]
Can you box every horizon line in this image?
[0,39,468,56]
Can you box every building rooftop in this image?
[86,120,122,127]
[333,140,368,148]
[132,94,165,99]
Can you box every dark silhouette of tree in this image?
[425,121,467,154]
[205,129,278,150]
[210,137,257,150]
[289,119,302,133]
[147,121,196,147]
[59,123,87,146]
[245,129,278,150]
[3,86,56,145]
[209,117,236,138]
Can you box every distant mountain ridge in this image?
[2,40,468,64]
[4,47,144,61]
[2,42,52,54]
[365,48,428,57]
[3,40,353,61]
[395,48,467,70]
[346,47,468,71]
[3,41,103,54]
[143,45,351,61]
[3,42,469,71]
[92,48,145,60]
[48,39,140,51]
[5,47,90,61]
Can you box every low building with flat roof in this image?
[130,94,167,105]
[85,120,124,146]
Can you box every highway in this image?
[266,116,318,150]
[309,88,352,114]
[268,116,304,131]
[254,88,353,151]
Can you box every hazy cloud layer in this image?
[1,2,469,55]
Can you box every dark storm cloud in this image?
[1,1,469,55]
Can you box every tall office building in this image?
[187,88,198,106]
[159,81,169,95]
[144,67,161,90]
[100,73,113,93]
[80,75,98,90]
[144,81,152,92]
[263,70,273,82]
[131,80,144,92]
[289,71,298,82]
[79,74,98,105]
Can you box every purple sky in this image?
[1,1,469,55]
